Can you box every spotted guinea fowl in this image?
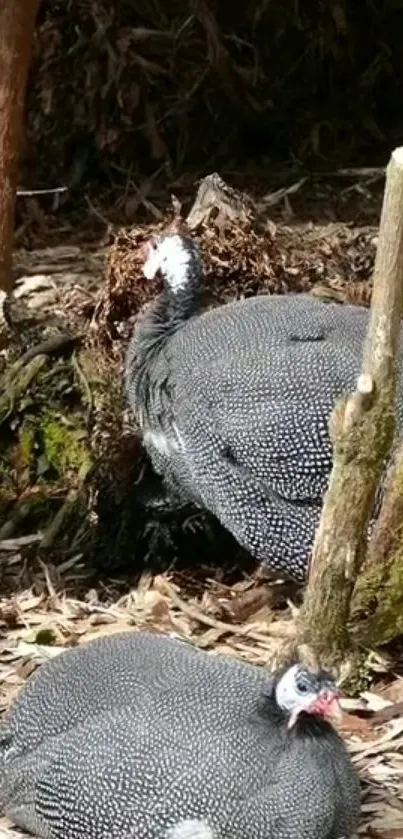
[124,233,403,582]
[0,631,361,839]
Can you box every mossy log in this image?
[297,147,403,670]
[0,354,49,424]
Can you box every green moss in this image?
[19,421,37,466]
[34,628,57,645]
[335,393,395,469]
[368,554,403,644]
[350,443,403,646]
[351,547,403,645]
[342,652,372,695]
[40,410,92,479]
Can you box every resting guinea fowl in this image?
[0,631,361,839]
[124,233,403,582]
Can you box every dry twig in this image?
[159,579,295,643]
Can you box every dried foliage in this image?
[24,0,403,192]
[103,217,377,338]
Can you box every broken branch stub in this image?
[298,147,403,669]
[186,173,255,230]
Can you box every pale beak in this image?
[287,709,301,729]
[143,242,159,279]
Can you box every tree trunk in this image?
[0,0,40,294]
[297,147,403,670]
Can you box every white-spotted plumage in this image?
[0,631,361,839]
[125,233,403,582]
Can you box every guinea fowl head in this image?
[143,233,202,303]
[275,663,342,729]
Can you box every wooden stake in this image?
[0,0,40,294]
[298,147,403,668]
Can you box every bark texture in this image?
[298,147,403,669]
[351,442,403,646]
[0,0,40,294]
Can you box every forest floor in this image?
[0,167,402,839]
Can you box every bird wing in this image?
[175,411,321,580]
[168,321,365,578]
[174,318,362,503]
[0,633,270,758]
[30,696,276,839]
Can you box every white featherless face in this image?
[143,234,194,293]
[275,663,342,729]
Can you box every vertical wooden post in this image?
[297,147,403,669]
[0,0,40,294]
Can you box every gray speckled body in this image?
[0,632,360,839]
[126,291,403,581]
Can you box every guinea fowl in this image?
[124,233,403,582]
[0,631,361,839]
